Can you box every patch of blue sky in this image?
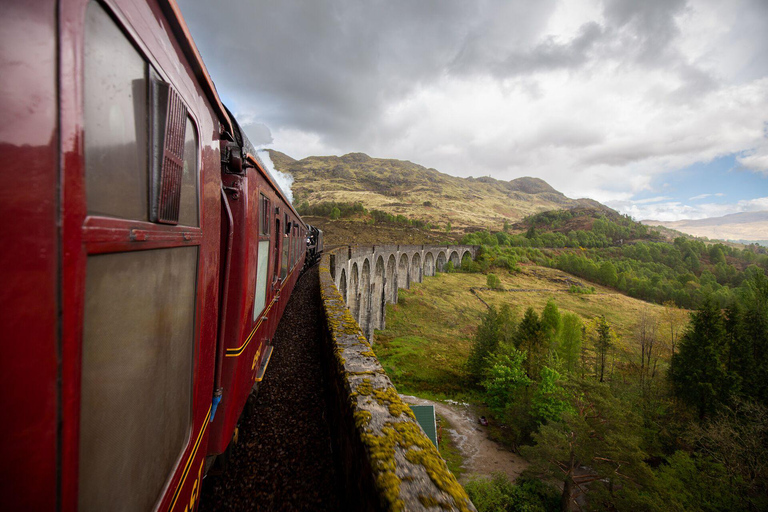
[633,154,767,206]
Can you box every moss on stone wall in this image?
[318,249,475,512]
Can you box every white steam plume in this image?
[257,149,294,204]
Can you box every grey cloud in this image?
[602,0,687,63]
[177,0,763,182]
[491,21,604,77]
[178,0,475,144]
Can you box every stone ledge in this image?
[318,249,475,512]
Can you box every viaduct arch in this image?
[329,244,479,341]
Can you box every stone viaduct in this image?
[327,244,479,340]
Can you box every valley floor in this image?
[401,394,528,484]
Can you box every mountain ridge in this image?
[268,150,609,230]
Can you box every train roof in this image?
[159,0,233,135]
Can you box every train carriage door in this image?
[69,3,208,511]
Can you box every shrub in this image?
[487,273,502,290]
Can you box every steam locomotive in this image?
[0,0,321,510]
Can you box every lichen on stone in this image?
[317,248,475,512]
[355,378,374,396]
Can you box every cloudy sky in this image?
[177,0,768,221]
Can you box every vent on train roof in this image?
[150,75,187,224]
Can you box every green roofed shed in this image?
[409,405,438,449]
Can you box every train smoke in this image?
[257,149,294,204]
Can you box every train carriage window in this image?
[273,218,281,282]
[178,117,199,226]
[295,226,299,267]
[288,225,293,270]
[79,247,197,512]
[253,240,270,320]
[84,1,149,220]
[281,214,289,279]
[260,195,270,235]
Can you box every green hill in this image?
[269,150,605,231]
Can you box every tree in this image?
[709,244,727,266]
[661,300,687,356]
[486,273,502,290]
[523,378,649,512]
[635,308,660,394]
[481,349,531,409]
[532,366,571,423]
[594,315,613,383]
[329,206,341,220]
[557,313,583,374]
[497,304,517,346]
[599,261,618,287]
[516,307,546,378]
[540,299,561,350]
[688,399,768,508]
[669,298,733,419]
[467,306,501,383]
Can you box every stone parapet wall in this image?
[329,244,479,340]
[318,248,476,512]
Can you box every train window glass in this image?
[289,221,294,269]
[273,219,280,281]
[253,240,270,320]
[295,228,299,267]
[178,117,199,226]
[260,195,270,235]
[281,232,289,280]
[79,246,197,512]
[84,2,149,221]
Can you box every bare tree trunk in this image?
[561,440,576,512]
[561,474,574,512]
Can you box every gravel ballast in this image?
[200,265,341,511]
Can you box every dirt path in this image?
[401,395,528,483]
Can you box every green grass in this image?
[436,413,464,479]
[374,265,681,398]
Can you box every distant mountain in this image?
[642,211,768,243]
[269,150,608,230]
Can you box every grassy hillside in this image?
[269,150,603,231]
[374,265,680,398]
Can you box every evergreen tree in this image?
[737,271,768,404]
[523,378,649,512]
[669,298,733,419]
[467,306,501,384]
[516,307,546,378]
[594,315,612,383]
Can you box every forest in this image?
[456,212,768,511]
[461,212,768,309]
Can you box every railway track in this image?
[200,265,341,511]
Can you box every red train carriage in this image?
[0,0,308,510]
